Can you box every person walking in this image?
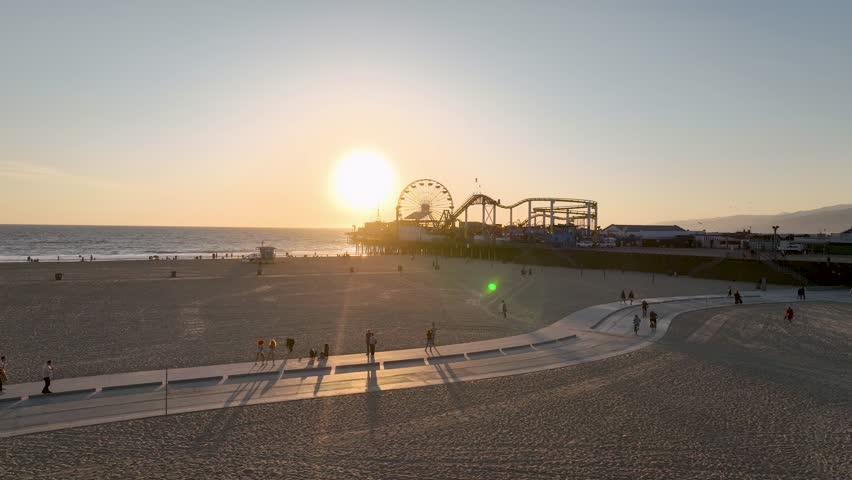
[784,306,795,323]
[734,291,743,304]
[0,356,7,393]
[628,290,635,305]
[365,330,372,357]
[632,314,640,335]
[620,290,627,304]
[268,339,277,365]
[641,300,649,318]
[369,333,377,358]
[425,329,434,352]
[41,360,53,394]
[728,286,732,297]
[649,311,658,331]
[501,300,508,318]
[255,340,266,364]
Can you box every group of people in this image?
[520,266,533,277]
[254,339,277,364]
[620,289,635,304]
[253,338,297,364]
[250,326,447,364]
[727,287,744,304]
[725,286,808,323]
[370,324,440,356]
[0,357,54,395]
[632,300,658,334]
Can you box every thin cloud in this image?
[0,161,121,189]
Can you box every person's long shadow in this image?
[259,358,288,397]
[191,402,244,453]
[365,365,381,432]
[312,358,328,397]
[191,379,259,453]
[432,362,466,411]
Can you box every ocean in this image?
[0,225,353,262]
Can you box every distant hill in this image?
[662,204,852,235]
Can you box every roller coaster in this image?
[395,178,597,234]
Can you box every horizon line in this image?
[0,223,353,230]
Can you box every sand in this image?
[0,255,753,381]
[2,301,849,479]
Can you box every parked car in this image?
[601,238,617,248]
[577,240,594,248]
[778,243,804,254]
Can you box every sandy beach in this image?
[2,299,848,479]
[5,0,852,476]
[0,256,754,381]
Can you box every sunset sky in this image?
[2,1,851,228]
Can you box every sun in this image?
[332,149,396,211]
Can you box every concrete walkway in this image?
[1,288,848,437]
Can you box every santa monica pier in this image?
[349,178,851,286]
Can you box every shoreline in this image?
[0,250,357,264]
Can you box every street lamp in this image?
[772,225,780,258]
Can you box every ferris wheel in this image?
[396,179,454,227]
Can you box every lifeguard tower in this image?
[257,245,276,263]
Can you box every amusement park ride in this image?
[395,178,597,234]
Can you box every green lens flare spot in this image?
[487,283,497,292]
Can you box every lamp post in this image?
[772,225,780,259]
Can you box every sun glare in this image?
[332,150,395,210]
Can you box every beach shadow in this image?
[191,401,244,454]
[312,358,328,397]
[432,362,466,411]
[365,367,381,431]
[259,372,282,396]
[221,379,258,408]
[187,372,262,452]
[22,389,98,406]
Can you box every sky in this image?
[1,1,851,228]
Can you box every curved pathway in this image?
[1,288,848,438]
